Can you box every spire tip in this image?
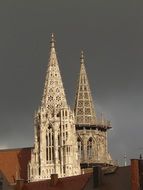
[80,50,84,64]
[51,33,55,48]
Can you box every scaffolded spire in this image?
[74,51,96,125]
[41,33,68,114]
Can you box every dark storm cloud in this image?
[0,0,143,165]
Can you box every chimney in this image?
[15,179,24,190]
[93,166,102,188]
[139,159,143,190]
[50,174,58,186]
[131,159,140,190]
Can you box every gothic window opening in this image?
[66,132,68,140]
[63,124,65,131]
[46,127,54,162]
[87,137,93,159]
[57,112,60,117]
[58,147,61,162]
[63,166,65,174]
[77,137,83,159]
[58,134,60,146]
[65,110,67,117]
[58,134,61,161]
[84,77,86,84]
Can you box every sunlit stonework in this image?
[28,34,80,181]
[74,51,113,166]
[74,51,96,126]
[28,34,113,182]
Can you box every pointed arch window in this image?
[58,133,61,162]
[46,126,54,162]
[77,137,83,159]
[87,137,93,159]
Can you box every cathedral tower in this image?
[74,51,112,167]
[28,34,80,181]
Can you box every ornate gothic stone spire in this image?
[41,33,68,114]
[74,51,96,125]
[29,34,80,181]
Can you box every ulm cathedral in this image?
[28,34,113,181]
[0,34,113,185]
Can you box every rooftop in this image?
[0,147,31,184]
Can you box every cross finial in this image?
[51,33,55,48]
[80,50,84,64]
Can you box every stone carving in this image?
[28,34,80,182]
[28,35,113,182]
[74,51,113,165]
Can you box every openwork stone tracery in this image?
[28,34,80,181]
[28,34,113,182]
[74,51,113,166]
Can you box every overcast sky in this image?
[0,0,143,165]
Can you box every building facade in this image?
[28,34,113,182]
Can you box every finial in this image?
[51,33,55,48]
[80,50,84,64]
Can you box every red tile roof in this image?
[0,147,31,184]
[84,166,131,190]
[101,166,131,190]
[22,173,92,190]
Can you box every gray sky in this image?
[0,0,143,165]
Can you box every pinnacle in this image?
[41,34,68,114]
[51,33,55,48]
[80,50,84,64]
[74,52,96,125]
